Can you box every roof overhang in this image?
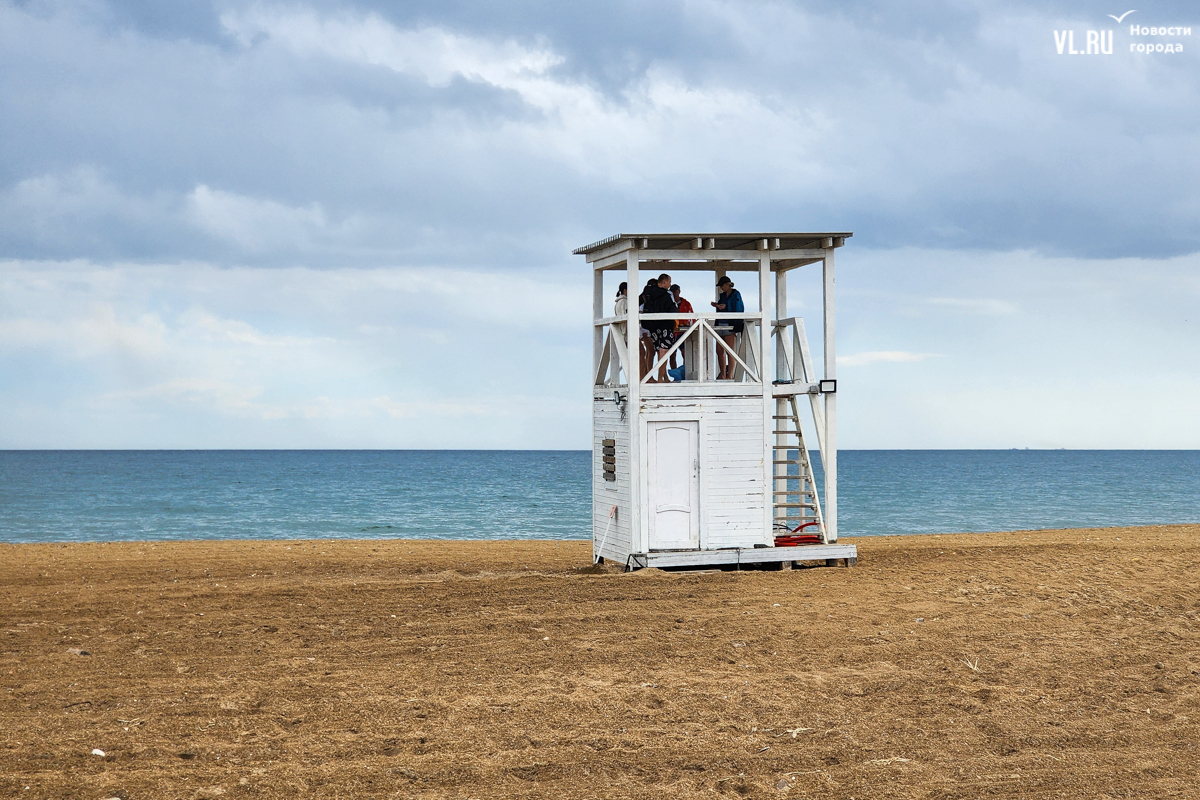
[574,232,851,271]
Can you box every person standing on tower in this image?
[711,276,744,380]
[641,273,676,382]
[668,284,693,373]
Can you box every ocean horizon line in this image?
[3,447,1199,453]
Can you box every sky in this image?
[1,0,1197,449]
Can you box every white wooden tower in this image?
[577,233,858,570]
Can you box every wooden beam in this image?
[635,312,764,321]
[704,320,759,381]
[639,321,700,384]
[759,252,774,546]
[771,257,825,271]
[642,543,857,568]
[822,247,837,542]
[594,329,611,386]
[633,248,828,262]
[609,326,629,385]
[639,382,763,398]
[625,251,643,554]
[592,267,604,385]
[584,238,635,264]
[770,382,820,397]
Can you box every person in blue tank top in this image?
[711,276,744,380]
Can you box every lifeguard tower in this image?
[577,233,858,570]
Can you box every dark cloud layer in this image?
[1,0,1197,266]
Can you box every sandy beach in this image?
[3,525,1199,799]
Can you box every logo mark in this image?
[1108,10,1136,23]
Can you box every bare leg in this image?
[721,334,736,379]
[657,348,669,381]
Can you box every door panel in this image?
[647,421,700,550]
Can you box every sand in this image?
[2,525,1199,799]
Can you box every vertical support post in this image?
[774,268,788,534]
[592,264,603,562]
[822,246,837,542]
[774,269,788,381]
[759,253,774,545]
[713,267,726,380]
[593,266,605,384]
[625,250,643,554]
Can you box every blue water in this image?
[0,450,1197,543]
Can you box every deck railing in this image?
[593,312,763,386]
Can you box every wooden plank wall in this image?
[592,401,632,562]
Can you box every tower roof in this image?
[573,232,851,256]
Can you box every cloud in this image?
[220,8,564,89]
[3,1,1199,266]
[838,350,943,367]
[0,259,592,447]
[186,185,330,253]
[927,297,1018,315]
[0,303,170,360]
[3,2,1200,448]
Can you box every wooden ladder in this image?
[771,394,827,542]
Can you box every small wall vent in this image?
[601,438,616,482]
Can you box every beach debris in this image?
[66,648,90,656]
[91,748,106,757]
[864,756,910,765]
[915,617,925,623]
[784,727,812,738]
[962,657,981,672]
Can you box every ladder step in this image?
[773,491,814,496]
[772,430,803,435]
[771,415,800,419]
[775,503,817,508]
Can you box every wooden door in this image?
[646,421,700,550]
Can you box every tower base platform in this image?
[622,543,857,571]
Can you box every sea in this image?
[0,450,1197,544]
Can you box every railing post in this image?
[822,246,837,542]
[593,267,604,384]
[625,250,643,553]
[759,252,774,544]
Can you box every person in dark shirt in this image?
[638,278,658,378]
[641,273,677,382]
